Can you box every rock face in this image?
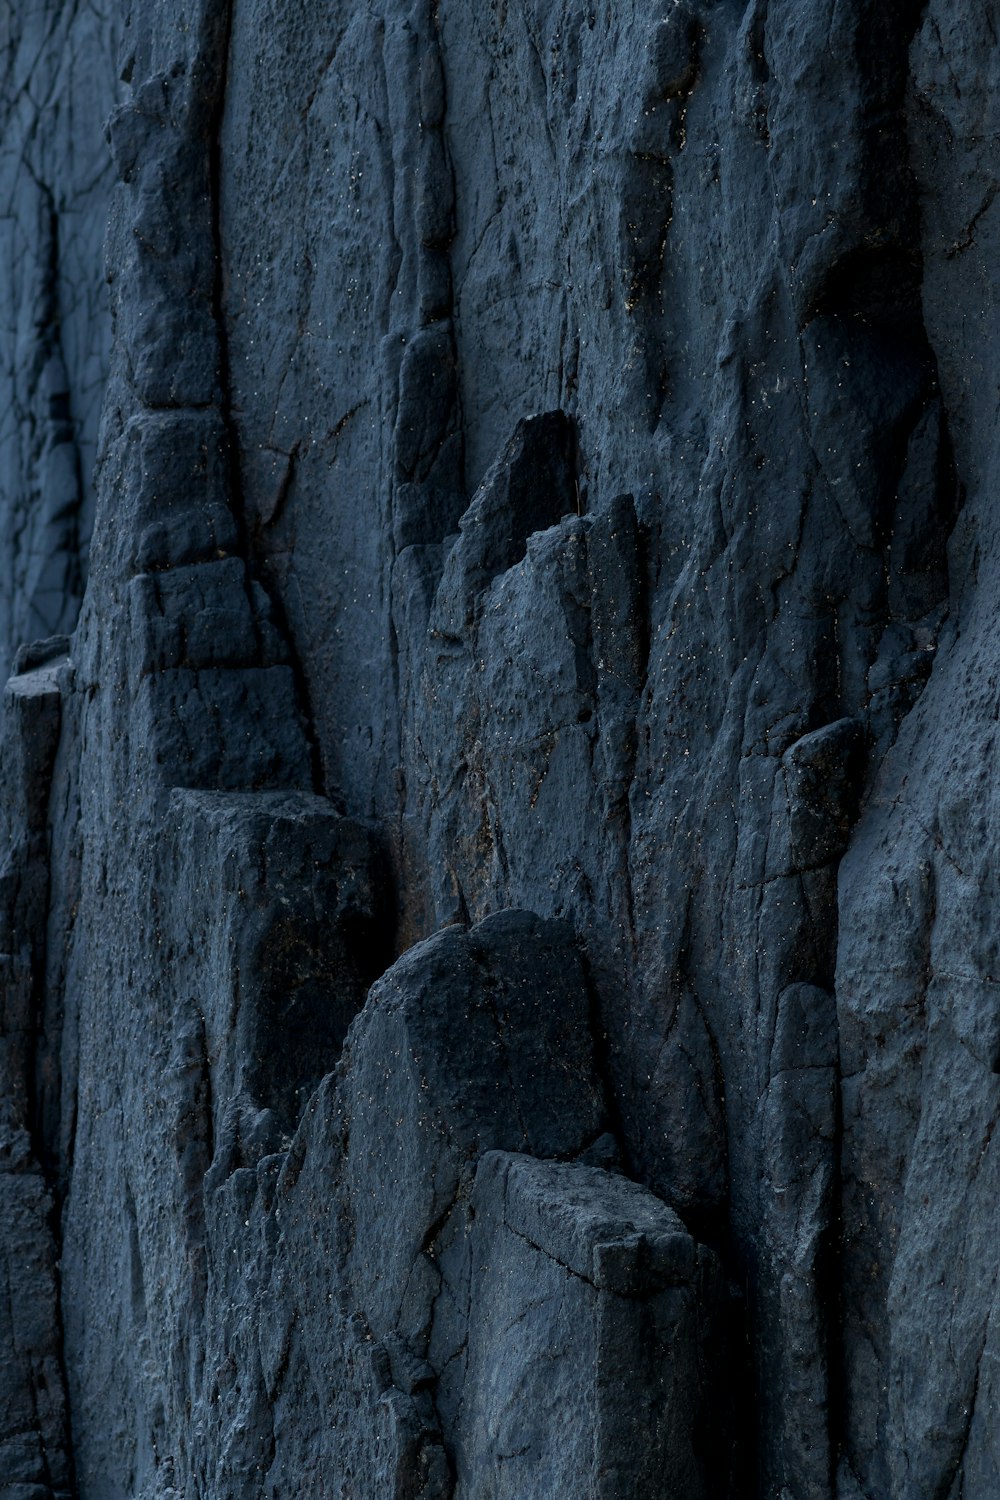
[1,0,999,1496]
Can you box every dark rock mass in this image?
[1,0,997,1495]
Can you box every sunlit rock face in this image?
[1,1,998,1496]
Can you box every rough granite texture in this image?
[1,0,999,1496]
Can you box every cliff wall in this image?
[2,2,998,1496]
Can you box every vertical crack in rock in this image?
[56,1,395,1489]
[207,0,328,802]
[384,0,466,945]
[621,2,963,1494]
[620,3,705,428]
[1,1,119,674]
[0,646,76,1498]
[832,3,1000,1486]
[22,188,87,651]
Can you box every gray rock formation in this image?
[1,0,998,1496]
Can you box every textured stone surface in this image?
[0,653,74,1500]
[2,0,1000,1496]
[436,1150,724,1498]
[0,4,121,667]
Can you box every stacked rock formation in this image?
[2,1,999,1496]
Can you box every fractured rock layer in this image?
[1,0,999,1497]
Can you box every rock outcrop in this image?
[2,1,999,1496]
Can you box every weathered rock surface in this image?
[0,5,120,664]
[0,653,74,1499]
[2,0,1000,1496]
